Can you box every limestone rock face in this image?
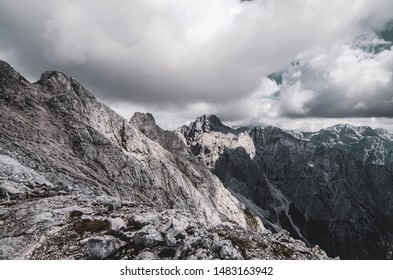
[180,115,393,259]
[0,60,324,260]
[129,112,257,230]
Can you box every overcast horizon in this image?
[1,0,393,132]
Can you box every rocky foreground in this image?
[0,60,329,260]
[3,192,327,260]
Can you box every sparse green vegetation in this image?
[244,208,260,231]
[69,210,83,218]
[227,236,250,259]
[272,242,295,258]
[73,219,109,235]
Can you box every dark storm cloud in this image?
[1,0,393,130]
[0,2,50,76]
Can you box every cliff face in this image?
[180,115,393,259]
[0,61,329,260]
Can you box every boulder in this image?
[86,235,124,259]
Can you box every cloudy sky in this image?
[1,0,393,131]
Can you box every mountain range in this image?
[289,125,393,169]
[1,60,393,259]
[179,115,393,259]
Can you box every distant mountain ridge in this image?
[288,124,393,169]
[180,114,393,259]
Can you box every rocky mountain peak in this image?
[0,60,24,83]
[36,70,77,94]
[38,70,70,83]
[196,114,221,124]
[34,70,95,104]
[0,60,13,72]
[375,127,391,136]
[130,112,156,127]
[129,112,160,140]
[326,124,378,136]
[190,114,237,135]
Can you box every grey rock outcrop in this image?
[110,217,126,232]
[86,235,125,259]
[180,114,393,259]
